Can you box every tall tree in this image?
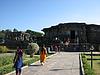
[0,32,5,39]
[5,29,12,33]
[26,30,43,37]
[13,28,18,32]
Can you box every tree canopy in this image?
[0,32,5,39]
[25,30,43,37]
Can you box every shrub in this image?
[23,56,40,65]
[23,58,34,66]
[81,53,95,75]
[27,43,39,57]
[0,55,13,67]
[0,56,39,75]
[0,46,8,53]
[0,64,14,75]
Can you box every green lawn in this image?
[86,56,100,59]
[85,53,100,75]
[93,60,100,75]
[0,52,54,75]
[0,53,40,75]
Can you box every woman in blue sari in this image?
[13,46,23,75]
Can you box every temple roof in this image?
[42,22,100,32]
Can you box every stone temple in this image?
[42,23,100,51]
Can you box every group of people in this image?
[13,44,47,75]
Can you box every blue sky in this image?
[0,0,100,32]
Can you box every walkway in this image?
[9,52,80,75]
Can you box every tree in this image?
[0,32,5,43]
[5,29,12,33]
[0,32,5,39]
[25,30,43,37]
[13,28,18,32]
[27,43,39,57]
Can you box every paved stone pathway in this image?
[9,52,80,75]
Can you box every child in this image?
[13,46,23,75]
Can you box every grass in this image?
[0,53,40,75]
[86,56,100,59]
[84,52,100,75]
[81,53,95,75]
[87,60,100,75]
[0,52,55,75]
[93,60,100,75]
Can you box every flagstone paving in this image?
[8,52,80,75]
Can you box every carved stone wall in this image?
[42,23,87,45]
[42,22,100,51]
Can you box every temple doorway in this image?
[70,30,75,43]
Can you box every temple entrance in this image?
[70,30,75,43]
[63,30,80,52]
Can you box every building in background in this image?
[42,23,100,51]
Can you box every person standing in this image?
[58,45,60,52]
[13,46,23,75]
[53,45,58,52]
[40,45,47,65]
